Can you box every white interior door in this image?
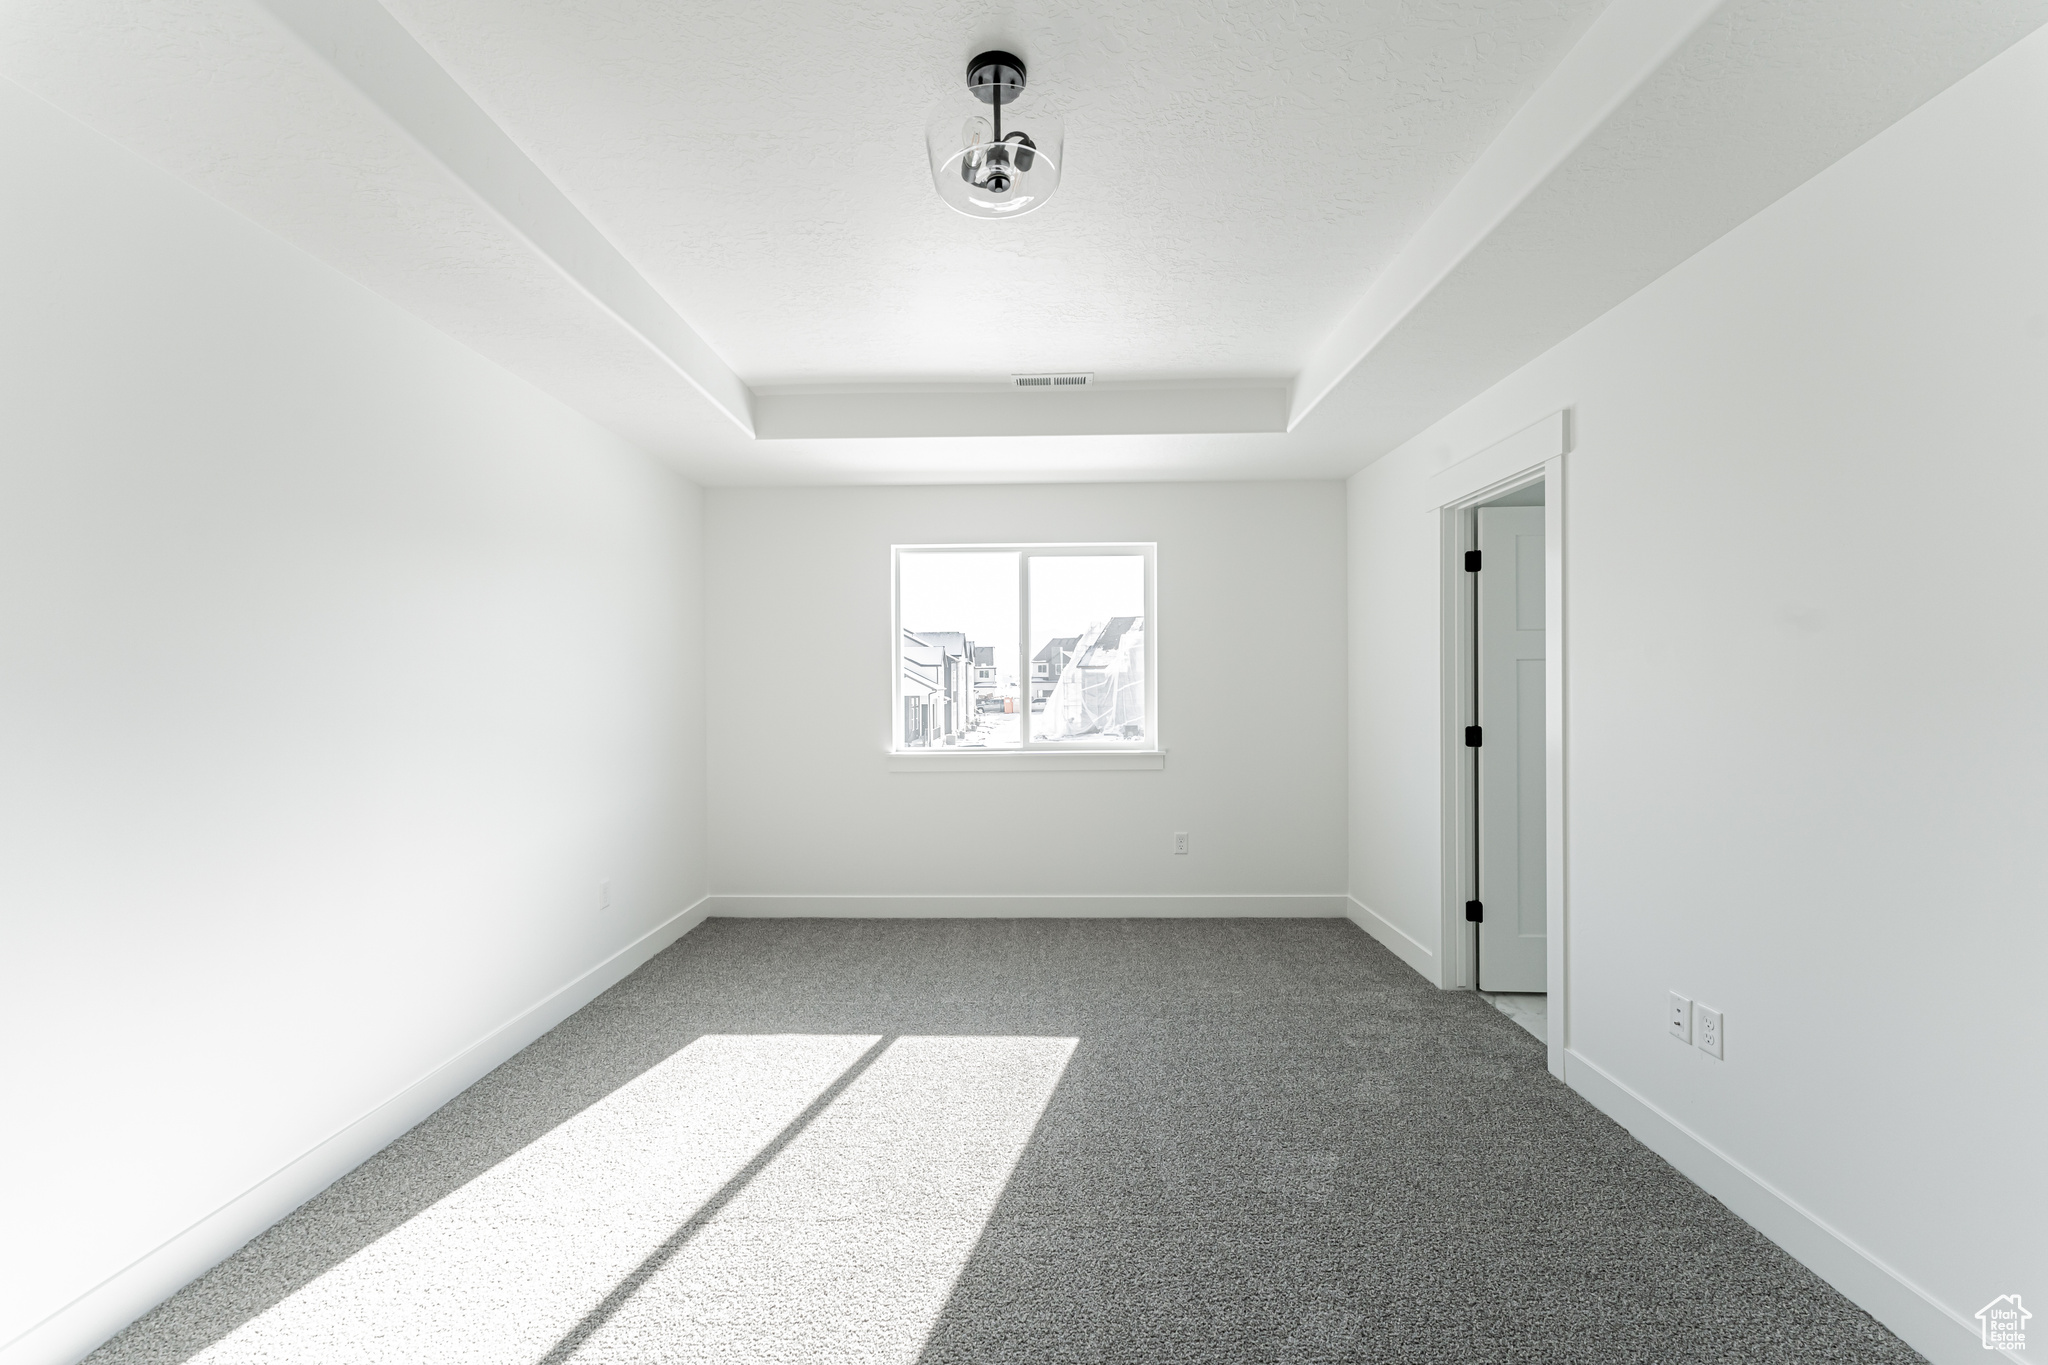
[1476,506,1546,992]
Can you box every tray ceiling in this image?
[4,0,2043,483]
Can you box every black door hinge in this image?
[1464,550,1481,572]
[1464,725,1482,747]
[1465,900,1484,922]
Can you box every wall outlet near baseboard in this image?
[1668,991,1693,1043]
[1696,1005,1723,1059]
[1173,831,1189,855]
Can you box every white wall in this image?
[0,82,709,1365]
[1346,29,2048,1365]
[705,482,1347,912]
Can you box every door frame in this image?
[1426,411,1568,1079]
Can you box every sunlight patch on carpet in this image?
[186,1033,1075,1364]
[561,1035,1077,1364]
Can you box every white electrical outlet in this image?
[1696,1005,1723,1059]
[1173,831,1189,855]
[599,880,611,909]
[1668,992,1693,1043]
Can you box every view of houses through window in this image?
[898,547,1150,750]
[1028,555,1146,744]
[899,550,1019,748]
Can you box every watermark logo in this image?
[1978,1295,2030,1352]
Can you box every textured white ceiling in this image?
[379,0,1604,385]
[1293,0,2048,467]
[4,0,2045,483]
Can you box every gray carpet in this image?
[87,919,1922,1364]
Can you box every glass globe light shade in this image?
[926,80,1063,218]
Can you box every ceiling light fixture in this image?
[927,51,1063,218]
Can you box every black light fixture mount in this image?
[926,49,1063,217]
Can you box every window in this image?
[894,544,1155,752]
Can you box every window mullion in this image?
[892,549,903,751]
[1018,551,1034,750]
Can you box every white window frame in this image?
[889,542,1162,771]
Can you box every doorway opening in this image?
[1463,480,1546,1041]
[1441,462,1564,1080]
[1428,410,1565,1075]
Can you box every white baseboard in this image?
[3,897,713,1365]
[1563,1048,2003,1365]
[704,893,1348,919]
[1344,896,1438,983]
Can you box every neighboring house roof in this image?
[973,646,994,666]
[1084,616,1141,658]
[908,630,970,658]
[901,630,945,676]
[902,647,943,697]
[1033,635,1081,664]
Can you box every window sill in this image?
[887,750,1165,772]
